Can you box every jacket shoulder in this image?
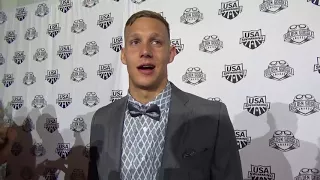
[92,96,127,124]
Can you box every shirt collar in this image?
[127,81,172,110]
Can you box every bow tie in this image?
[127,101,161,121]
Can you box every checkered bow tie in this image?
[127,101,161,121]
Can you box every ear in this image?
[168,45,176,64]
[120,47,127,65]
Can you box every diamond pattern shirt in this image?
[120,82,172,180]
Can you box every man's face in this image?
[121,17,176,90]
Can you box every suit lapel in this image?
[106,95,128,172]
[160,82,193,170]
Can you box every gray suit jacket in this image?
[88,82,243,180]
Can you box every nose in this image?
[140,43,153,58]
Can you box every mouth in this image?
[137,63,156,75]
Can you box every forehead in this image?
[125,17,167,37]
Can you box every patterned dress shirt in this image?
[120,82,172,180]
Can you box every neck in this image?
[129,79,168,104]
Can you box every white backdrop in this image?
[0,0,320,179]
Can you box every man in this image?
[88,10,243,180]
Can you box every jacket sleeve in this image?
[87,112,100,180]
[210,103,243,180]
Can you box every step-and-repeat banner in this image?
[0,0,319,179]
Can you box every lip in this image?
[137,63,156,68]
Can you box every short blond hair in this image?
[125,10,170,40]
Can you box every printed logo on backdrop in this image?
[11,142,23,156]
[56,93,72,108]
[0,11,7,24]
[82,0,99,8]
[269,130,299,152]
[307,0,320,6]
[13,51,26,65]
[43,168,59,180]
[4,30,17,44]
[2,74,14,87]
[259,0,288,14]
[182,67,206,86]
[180,7,203,25]
[22,116,35,132]
[58,0,73,13]
[70,117,87,133]
[110,90,123,102]
[222,63,247,83]
[47,23,61,38]
[56,143,71,158]
[295,168,320,179]
[171,39,184,55]
[97,13,114,29]
[314,57,320,73]
[25,27,38,41]
[71,169,85,180]
[10,96,24,110]
[71,67,87,82]
[247,165,275,180]
[240,29,266,49]
[32,95,47,108]
[208,97,222,102]
[83,41,99,57]
[199,35,223,54]
[15,7,27,21]
[44,118,59,133]
[243,96,271,116]
[83,92,99,107]
[30,142,46,157]
[23,72,36,86]
[97,64,114,80]
[45,69,60,84]
[264,60,294,81]
[20,167,34,180]
[284,24,314,45]
[35,3,49,17]
[33,48,48,62]
[57,45,73,60]
[0,53,5,65]
[235,130,251,149]
[131,0,146,4]
[83,144,90,158]
[71,19,87,34]
[218,0,243,20]
[289,94,320,116]
[110,36,123,52]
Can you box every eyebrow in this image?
[127,32,164,39]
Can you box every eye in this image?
[130,39,140,45]
[152,40,162,45]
